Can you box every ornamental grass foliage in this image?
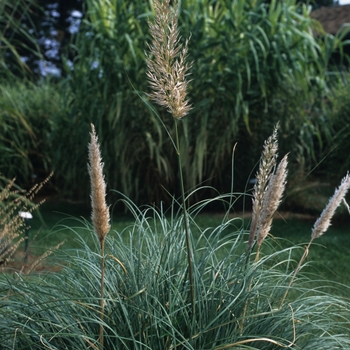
[1,1,350,349]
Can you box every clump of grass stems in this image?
[1,184,350,348]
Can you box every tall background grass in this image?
[1,0,349,207]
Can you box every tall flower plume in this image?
[311,173,350,239]
[248,125,280,250]
[146,0,192,119]
[88,124,110,245]
[256,154,288,247]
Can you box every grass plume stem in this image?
[254,154,288,262]
[248,125,279,252]
[175,119,195,318]
[99,239,105,349]
[147,0,195,323]
[242,127,287,332]
[88,124,111,349]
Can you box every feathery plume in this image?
[88,124,110,245]
[248,125,279,250]
[257,154,288,247]
[311,173,350,239]
[146,0,192,119]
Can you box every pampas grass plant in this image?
[1,125,350,348]
[1,175,350,348]
[0,1,349,349]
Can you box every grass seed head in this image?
[88,124,110,244]
[248,124,280,250]
[311,173,350,239]
[146,0,192,119]
[0,174,53,268]
[257,154,288,247]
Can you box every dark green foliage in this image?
[319,74,350,183]
[51,0,159,202]
[0,0,42,79]
[47,0,340,204]
[0,81,63,185]
[0,0,346,205]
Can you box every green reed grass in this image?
[0,81,63,185]
[0,0,42,78]
[51,0,345,205]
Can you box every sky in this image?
[339,0,350,4]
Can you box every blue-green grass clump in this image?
[0,193,350,349]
